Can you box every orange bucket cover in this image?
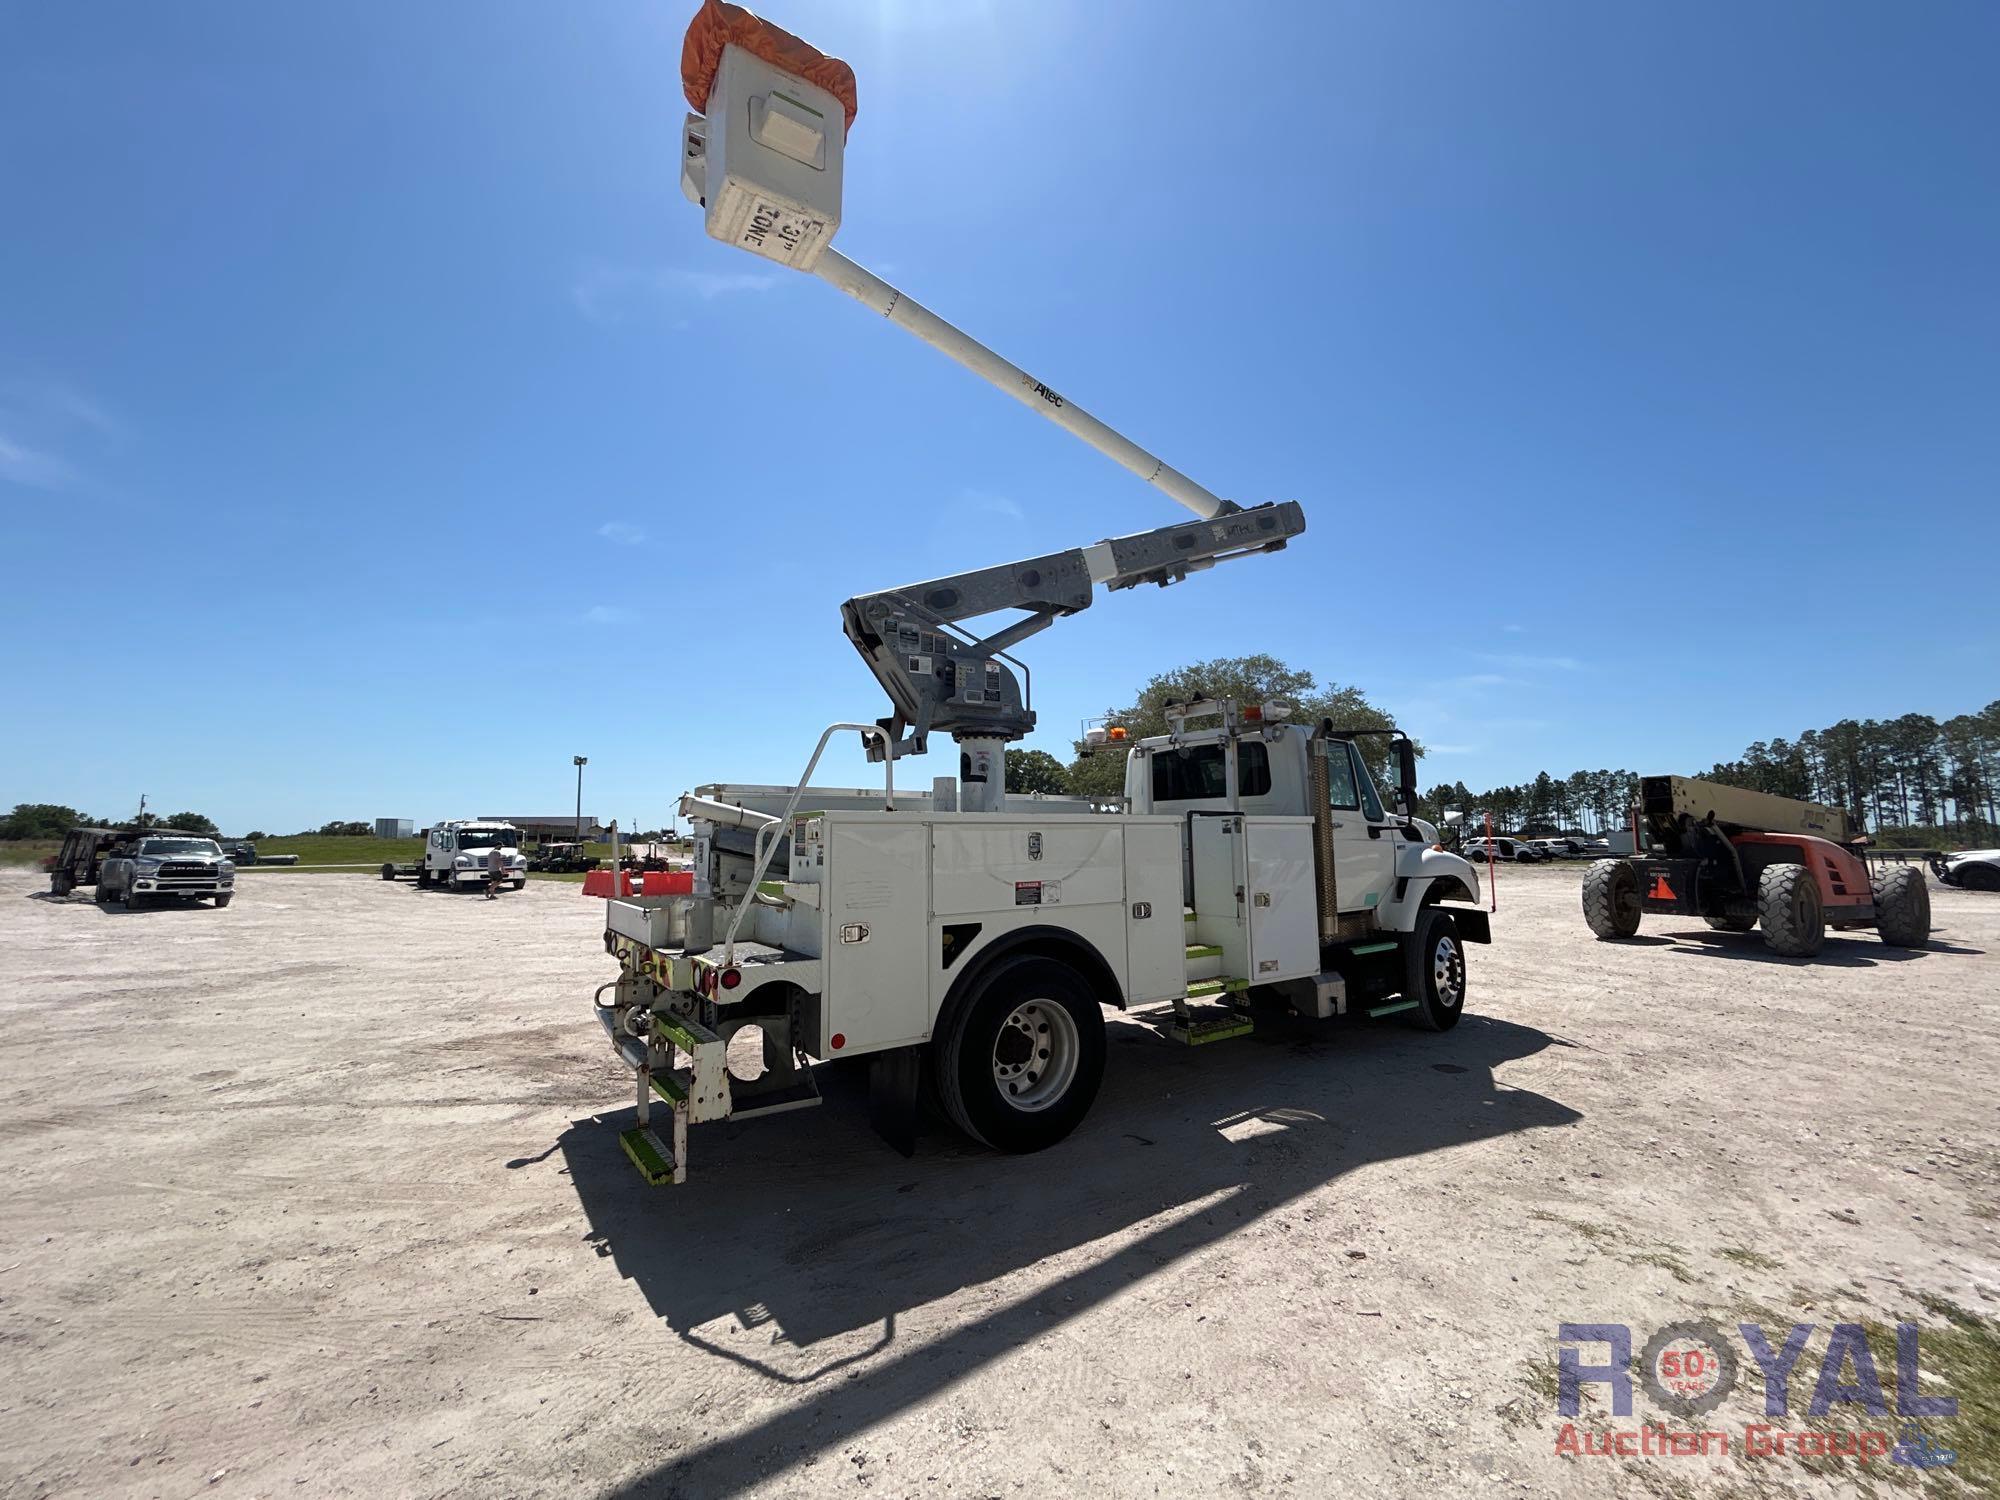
[681,0,858,136]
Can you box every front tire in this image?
[511,878,526,892]
[1404,908,1467,1031]
[213,893,233,908]
[934,954,1106,1153]
[1582,859,1642,938]
[1874,866,1931,947]
[1758,863,1824,957]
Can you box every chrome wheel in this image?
[1432,933,1464,1009]
[990,998,1080,1112]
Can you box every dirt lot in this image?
[2,865,1994,1499]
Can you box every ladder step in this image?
[649,1070,688,1105]
[1184,943,1223,960]
[1349,941,1400,956]
[1165,1013,1255,1045]
[1366,998,1419,1018]
[618,1126,678,1186]
[653,1013,715,1054]
[1186,977,1249,999]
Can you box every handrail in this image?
[723,722,893,963]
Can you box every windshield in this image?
[140,838,222,857]
[456,829,515,850]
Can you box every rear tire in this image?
[1758,863,1824,957]
[1404,908,1466,1031]
[1582,859,1643,938]
[934,954,1105,1153]
[1957,862,2000,892]
[1874,866,1931,947]
[1703,914,1756,933]
[418,865,431,889]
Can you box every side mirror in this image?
[1443,810,1464,827]
[1393,738,1418,815]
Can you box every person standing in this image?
[485,839,506,899]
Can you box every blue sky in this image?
[3,1,1996,833]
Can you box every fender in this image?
[934,922,1125,1046]
[1377,846,1484,932]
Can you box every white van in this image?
[423,820,527,891]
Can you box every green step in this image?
[1168,1014,1255,1045]
[1184,943,1223,960]
[649,1071,687,1105]
[1186,977,1249,999]
[1184,911,1197,923]
[618,1127,677,1186]
[653,1015,704,1053]
[1366,999,1419,1018]
[1349,941,1400,956]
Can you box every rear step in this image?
[1147,974,1254,1045]
[597,1000,823,1184]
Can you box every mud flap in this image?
[869,1045,922,1158]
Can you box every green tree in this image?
[163,811,219,836]
[1066,653,1402,795]
[317,819,371,837]
[1004,748,1072,796]
[244,830,268,842]
[0,803,91,840]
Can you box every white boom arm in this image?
[811,250,1231,521]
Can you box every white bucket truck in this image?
[593,6,1490,1183]
[422,820,527,891]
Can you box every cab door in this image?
[1327,742,1396,913]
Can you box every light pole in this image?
[573,756,588,845]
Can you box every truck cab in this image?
[422,821,527,890]
[1117,701,1483,935]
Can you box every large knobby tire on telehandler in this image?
[1758,862,1824,958]
[1582,859,1643,939]
[1403,908,1467,1031]
[934,953,1106,1153]
[1874,865,1932,948]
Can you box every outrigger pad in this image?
[619,1127,677,1186]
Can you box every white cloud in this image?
[957,488,1023,520]
[1475,652,1583,673]
[0,431,77,490]
[597,521,647,546]
[570,262,780,323]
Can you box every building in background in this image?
[482,815,609,843]
[374,818,415,839]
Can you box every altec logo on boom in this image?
[1555,1321,1959,1468]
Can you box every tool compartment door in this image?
[1123,820,1186,1005]
[824,820,929,1054]
[1243,816,1319,982]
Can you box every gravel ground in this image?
[1,864,1994,1499]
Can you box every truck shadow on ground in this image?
[556,1011,1580,1500]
